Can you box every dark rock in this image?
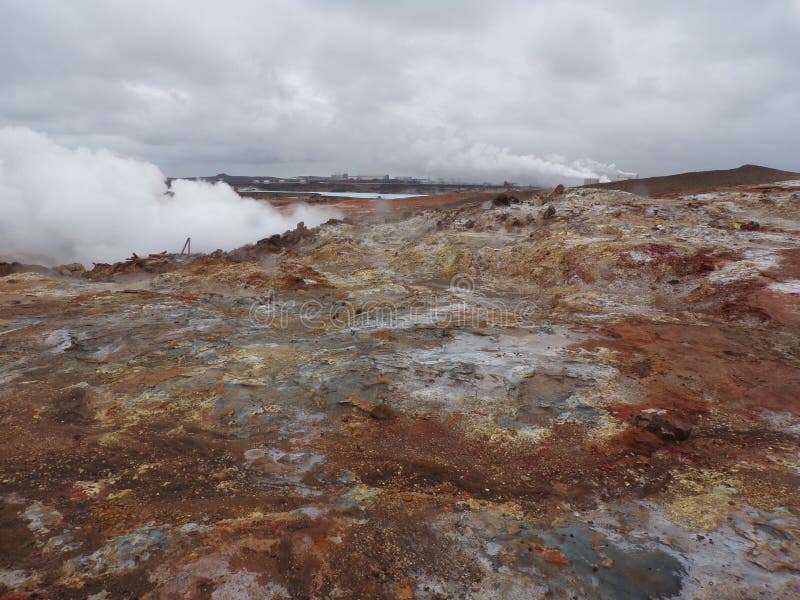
[492,193,519,207]
[546,184,566,201]
[634,409,693,441]
[542,205,556,220]
[740,221,761,231]
[230,220,316,260]
[492,194,510,207]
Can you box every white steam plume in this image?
[410,134,635,185]
[0,127,339,266]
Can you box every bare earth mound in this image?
[589,164,800,197]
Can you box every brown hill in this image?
[587,164,800,197]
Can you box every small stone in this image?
[492,193,517,207]
[740,221,761,231]
[369,403,396,420]
[634,409,693,441]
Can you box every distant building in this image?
[583,178,601,185]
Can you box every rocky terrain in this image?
[2,180,800,598]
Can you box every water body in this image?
[251,190,427,199]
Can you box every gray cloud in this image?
[0,0,798,182]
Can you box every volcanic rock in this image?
[634,409,693,442]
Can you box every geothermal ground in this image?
[2,181,800,598]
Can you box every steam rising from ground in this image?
[0,127,338,265]
[416,136,636,184]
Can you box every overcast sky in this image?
[1,0,798,183]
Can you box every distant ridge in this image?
[586,164,800,196]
